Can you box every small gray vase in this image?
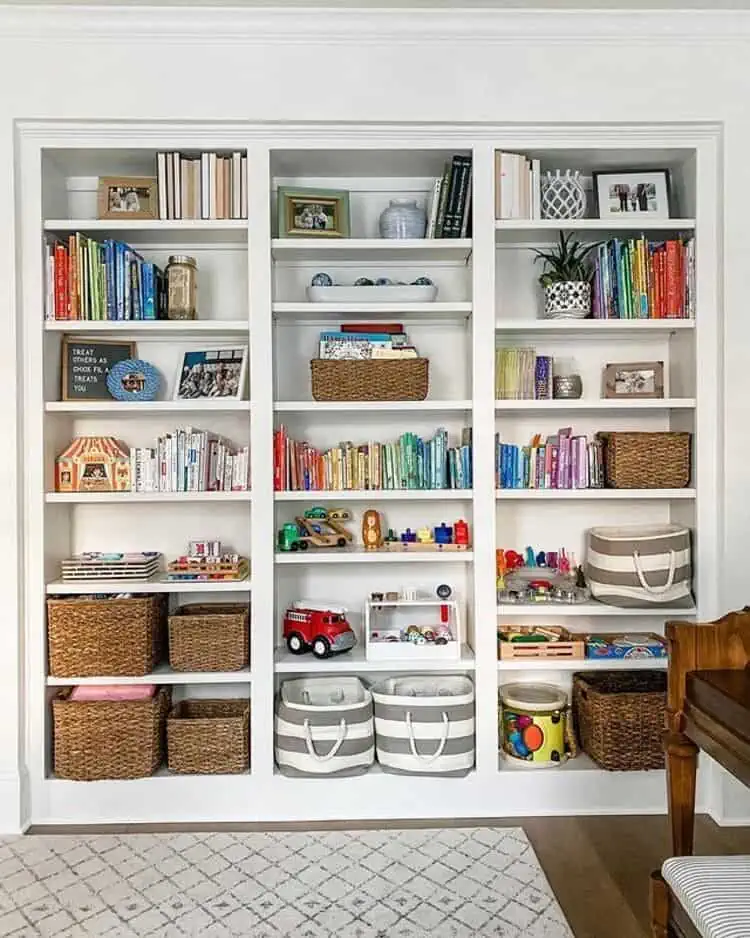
[379,199,426,239]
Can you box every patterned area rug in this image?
[0,827,573,937]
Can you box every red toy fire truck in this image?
[282,601,356,659]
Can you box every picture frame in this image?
[173,346,248,401]
[106,359,161,402]
[97,176,158,221]
[592,169,672,220]
[277,186,350,238]
[61,337,136,401]
[603,361,665,399]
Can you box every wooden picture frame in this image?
[61,337,137,401]
[592,169,672,220]
[277,186,350,238]
[97,176,158,220]
[602,361,664,399]
[173,346,248,401]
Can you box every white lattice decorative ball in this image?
[541,170,587,220]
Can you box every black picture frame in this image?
[592,169,672,220]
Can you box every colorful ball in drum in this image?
[500,683,569,768]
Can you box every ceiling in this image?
[4,0,750,7]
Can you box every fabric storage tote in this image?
[587,523,693,608]
[371,675,475,776]
[275,677,374,777]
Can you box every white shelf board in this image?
[274,400,472,413]
[44,320,249,336]
[495,398,696,412]
[276,548,473,564]
[46,491,252,504]
[46,665,252,686]
[495,319,694,335]
[275,489,472,501]
[274,644,475,673]
[271,238,472,262]
[273,302,472,321]
[497,656,667,671]
[497,753,656,775]
[46,576,251,595]
[43,218,247,245]
[46,400,251,415]
[495,488,696,500]
[497,603,697,617]
[494,217,696,244]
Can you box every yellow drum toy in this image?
[499,683,572,767]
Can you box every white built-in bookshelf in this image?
[18,128,719,826]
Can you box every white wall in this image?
[1,5,749,831]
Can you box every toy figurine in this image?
[434,523,452,545]
[385,528,398,543]
[362,510,383,550]
[496,549,507,590]
[505,550,524,571]
[536,551,547,567]
[525,546,536,568]
[417,527,434,544]
[454,519,469,546]
[558,548,571,576]
[575,565,587,589]
[400,528,417,543]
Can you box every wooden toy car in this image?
[277,509,353,551]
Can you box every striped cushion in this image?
[662,856,750,937]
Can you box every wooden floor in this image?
[30,814,750,938]
[525,814,750,938]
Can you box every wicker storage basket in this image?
[598,432,691,489]
[167,699,249,775]
[52,687,170,780]
[310,359,429,402]
[573,670,666,771]
[168,603,249,672]
[47,594,165,677]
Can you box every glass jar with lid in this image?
[166,255,198,320]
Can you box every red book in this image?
[339,323,403,334]
[54,242,67,319]
[666,240,679,318]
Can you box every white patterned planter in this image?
[544,281,591,319]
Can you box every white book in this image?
[165,155,174,220]
[45,247,54,320]
[500,152,513,220]
[157,153,168,220]
[512,153,523,219]
[201,154,210,220]
[240,156,248,219]
[425,177,443,238]
[173,152,182,220]
[192,160,201,221]
[181,158,190,221]
[232,152,242,220]
[209,153,218,219]
[531,158,541,219]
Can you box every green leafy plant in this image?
[532,232,596,288]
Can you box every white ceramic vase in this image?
[379,199,426,239]
[544,281,591,319]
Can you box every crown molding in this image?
[2,6,750,44]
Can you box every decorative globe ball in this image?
[310,272,333,287]
[354,277,374,286]
[412,277,434,286]
[375,278,393,286]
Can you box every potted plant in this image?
[532,231,596,320]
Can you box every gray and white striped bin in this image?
[371,675,475,776]
[275,677,374,777]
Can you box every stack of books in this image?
[425,155,473,238]
[45,235,164,321]
[156,151,248,220]
[495,151,542,220]
[274,426,472,491]
[592,236,695,319]
[496,428,604,490]
[319,323,418,360]
[60,551,161,582]
[129,428,250,493]
[496,348,553,400]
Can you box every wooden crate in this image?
[498,626,585,661]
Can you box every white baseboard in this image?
[0,772,27,834]
[706,767,750,827]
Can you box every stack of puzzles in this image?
[60,551,161,582]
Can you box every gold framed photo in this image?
[603,361,664,399]
[278,186,350,238]
[97,176,157,220]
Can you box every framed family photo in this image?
[592,169,671,220]
[603,361,664,400]
[278,186,350,238]
[174,347,248,401]
[97,176,158,221]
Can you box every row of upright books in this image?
[593,237,695,319]
[496,429,605,490]
[425,155,473,238]
[318,323,418,360]
[156,151,248,220]
[130,429,250,493]
[494,151,542,220]
[45,235,164,321]
[496,348,553,401]
[273,427,472,491]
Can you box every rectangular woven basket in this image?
[310,359,429,402]
[598,431,691,489]
[167,699,250,774]
[572,670,667,771]
[47,594,165,677]
[52,687,170,780]
[168,603,249,672]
